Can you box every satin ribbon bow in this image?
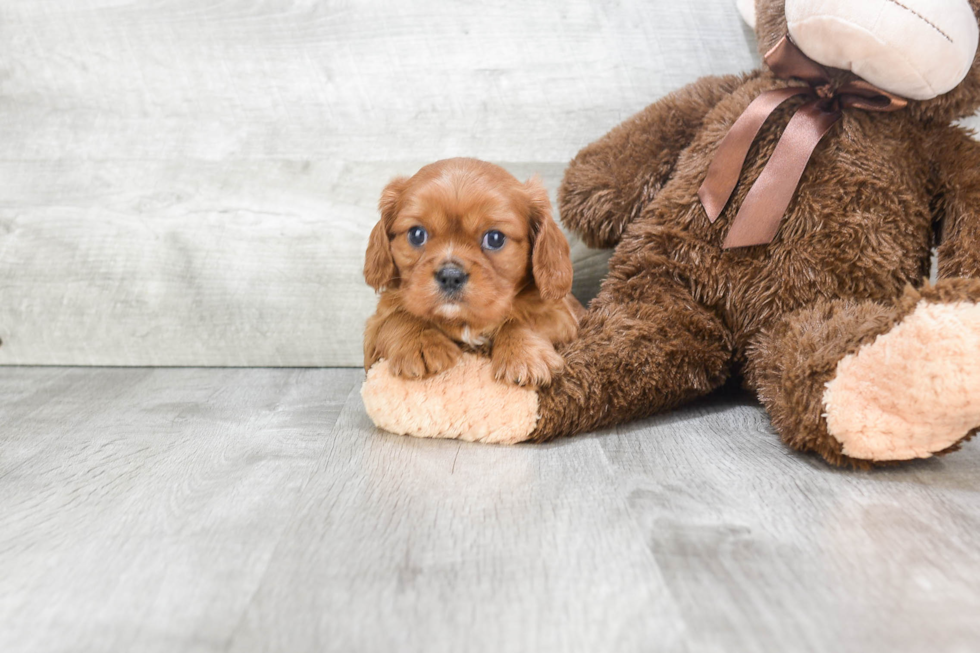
[698,35,908,249]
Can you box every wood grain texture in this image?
[0,0,758,366]
[0,367,361,653]
[2,368,978,652]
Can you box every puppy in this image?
[363,158,583,387]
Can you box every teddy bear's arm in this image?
[557,73,747,249]
[933,126,980,279]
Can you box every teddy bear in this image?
[362,0,980,468]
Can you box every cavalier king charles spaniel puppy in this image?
[363,158,583,387]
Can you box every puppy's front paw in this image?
[387,330,462,379]
[492,335,564,387]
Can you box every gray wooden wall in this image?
[0,1,763,365]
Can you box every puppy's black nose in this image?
[435,265,469,294]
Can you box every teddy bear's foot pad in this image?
[822,301,980,460]
[361,353,540,444]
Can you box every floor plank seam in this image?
[220,374,363,649]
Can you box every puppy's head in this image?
[365,158,572,331]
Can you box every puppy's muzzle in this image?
[435,265,469,296]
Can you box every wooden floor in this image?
[2,368,979,653]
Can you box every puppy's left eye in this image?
[481,230,506,251]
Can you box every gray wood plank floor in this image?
[1,368,978,653]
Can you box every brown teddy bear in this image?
[363,0,980,468]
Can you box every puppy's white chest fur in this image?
[459,326,489,348]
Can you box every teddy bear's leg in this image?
[529,268,735,440]
[745,279,980,467]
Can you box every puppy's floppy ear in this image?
[525,176,573,301]
[365,176,409,292]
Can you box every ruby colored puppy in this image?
[363,158,583,387]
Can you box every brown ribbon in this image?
[698,35,908,249]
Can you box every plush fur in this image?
[362,353,539,444]
[823,301,980,460]
[364,0,980,468]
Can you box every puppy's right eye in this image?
[407,226,428,247]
